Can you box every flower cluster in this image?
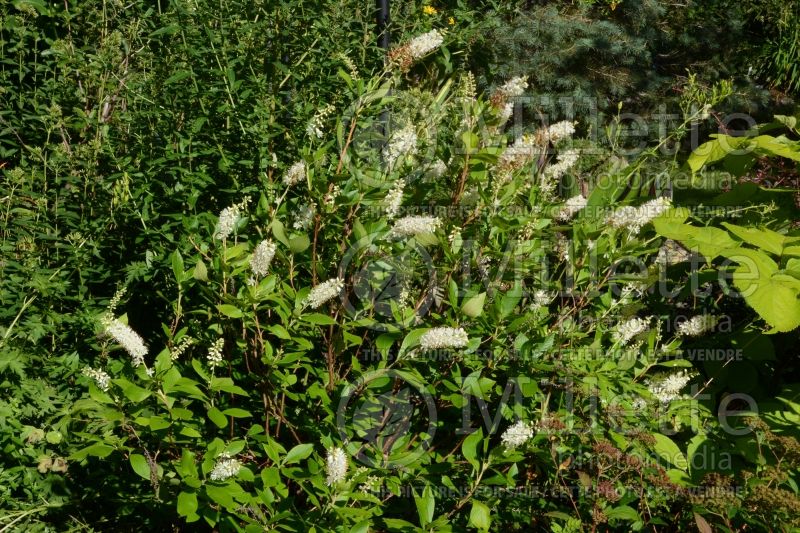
[419,327,469,350]
[170,336,194,361]
[647,370,692,404]
[501,420,535,450]
[305,277,344,308]
[82,367,111,391]
[543,121,576,143]
[105,319,148,367]
[250,239,277,277]
[325,446,348,485]
[384,179,405,219]
[207,338,224,368]
[409,29,444,59]
[677,315,717,337]
[209,452,241,482]
[544,149,580,180]
[283,161,306,187]
[490,76,528,125]
[293,202,316,230]
[306,104,334,139]
[388,30,444,70]
[213,199,250,241]
[383,126,417,169]
[613,316,651,345]
[554,194,588,222]
[607,197,671,235]
[531,290,554,309]
[390,215,442,237]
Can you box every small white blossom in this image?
[209,452,241,481]
[170,336,194,361]
[214,205,241,241]
[544,121,576,143]
[647,371,692,404]
[428,159,447,179]
[325,446,348,485]
[306,104,334,139]
[496,76,528,99]
[293,202,316,230]
[607,197,671,235]
[677,315,717,337]
[497,101,514,126]
[383,126,417,169]
[501,420,535,450]
[554,194,587,222]
[544,149,580,180]
[531,290,554,308]
[419,327,469,350]
[390,215,442,237]
[283,161,306,187]
[250,239,277,277]
[305,277,344,308]
[82,367,111,391]
[384,179,405,219]
[105,319,148,367]
[613,316,651,345]
[207,338,224,368]
[323,184,341,208]
[407,30,444,59]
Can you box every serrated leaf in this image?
[468,500,491,530]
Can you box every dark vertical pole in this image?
[377,0,390,52]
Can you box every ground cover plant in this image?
[1,1,799,531]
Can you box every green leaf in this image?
[177,491,198,517]
[129,454,152,480]
[217,304,243,318]
[172,251,185,282]
[651,433,688,471]
[462,428,483,471]
[222,408,251,418]
[469,500,491,530]
[114,378,151,403]
[606,505,640,522]
[414,486,435,527]
[301,313,337,325]
[283,443,314,465]
[288,234,311,253]
[208,407,227,428]
[722,223,787,256]
[193,260,208,281]
[461,292,486,318]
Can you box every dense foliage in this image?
[1,1,799,531]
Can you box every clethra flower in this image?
[545,149,580,180]
[389,30,444,70]
[390,215,442,237]
[613,316,651,345]
[209,452,241,481]
[214,205,241,241]
[325,446,348,485]
[105,319,148,367]
[544,121,576,143]
[250,239,277,277]
[283,161,306,187]
[419,327,469,350]
[554,194,588,222]
[82,367,111,391]
[501,420,535,450]
[676,315,717,337]
[407,29,444,59]
[207,338,224,368]
[383,127,417,169]
[384,179,405,219]
[293,202,316,231]
[647,371,692,404]
[305,277,344,308]
[607,197,671,235]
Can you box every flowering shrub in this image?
[2,3,799,531]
